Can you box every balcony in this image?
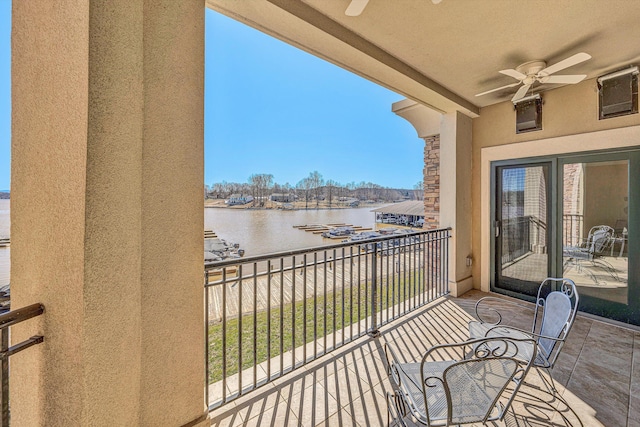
[206,231,638,427]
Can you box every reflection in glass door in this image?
[562,160,629,307]
[495,164,551,296]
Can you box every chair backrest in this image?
[533,278,579,366]
[587,225,614,254]
[614,219,628,235]
[420,336,536,426]
[444,358,518,425]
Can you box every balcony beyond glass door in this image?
[495,164,550,296]
[562,160,629,305]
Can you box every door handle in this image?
[495,220,501,238]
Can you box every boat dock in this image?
[293,223,373,235]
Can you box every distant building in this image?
[226,194,254,206]
[338,197,359,207]
[270,193,296,203]
[372,201,425,228]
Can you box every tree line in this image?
[206,171,423,207]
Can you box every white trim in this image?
[480,125,640,292]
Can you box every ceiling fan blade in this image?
[511,84,531,102]
[345,0,369,16]
[475,82,521,97]
[499,69,527,81]
[540,74,587,84]
[541,52,591,76]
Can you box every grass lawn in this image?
[207,268,442,383]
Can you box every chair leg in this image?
[386,390,409,427]
[536,366,558,396]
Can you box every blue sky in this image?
[205,10,421,189]
[0,6,423,191]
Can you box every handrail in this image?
[0,303,44,329]
[0,303,45,427]
[205,227,452,269]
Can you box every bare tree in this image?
[325,179,339,208]
[307,171,324,208]
[249,173,274,207]
[413,181,424,200]
[296,177,312,209]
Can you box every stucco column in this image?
[440,111,473,297]
[11,1,208,426]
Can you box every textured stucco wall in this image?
[440,112,473,296]
[12,1,207,425]
[11,1,90,424]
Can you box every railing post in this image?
[1,327,7,427]
[368,244,380,338]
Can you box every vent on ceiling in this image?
[598,66,639,120]
[514,94,542,134]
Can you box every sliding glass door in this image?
[492,149,639,324]
[560,152,639,324]
[494,162,552,298]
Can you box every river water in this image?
[0,199,384,285]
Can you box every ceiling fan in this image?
[346,0,442,17]
[476,52,592,102]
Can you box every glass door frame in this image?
[557,150,640,324]
[490,158,559,302]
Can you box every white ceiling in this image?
[207,0,640,114]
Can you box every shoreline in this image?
[204,198,392,211]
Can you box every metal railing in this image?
[0,303,45,426]
[204,228,450,409]
[563,214,584,247]
[500,216,532,264]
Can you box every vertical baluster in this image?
[333,248,337,351]
[341,248,345,346]
[364,245,369,331]
[420,233,425,304]
[303,254,307,363]
[323,250,328,354]
[392,239,396,320]
[238,265,243,394]
[291,256,296,371]
[204,270,210,407]
[313,252,318,360]
[1,325,7,426]
[267,260,271,380]
[253,262,258,388]
[384,244,393,323]
[357,246,362,336]
[432,232,436,299]
[369,240,379,337]
[446,229,451,294]
[222,268,227,403]
[280,257,284,378]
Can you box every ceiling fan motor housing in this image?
[516,60,547,84]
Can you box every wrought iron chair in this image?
[385,336,536,426]
[468,278,579,393]
[563,225,620,283]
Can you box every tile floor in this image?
[209,291,640,426]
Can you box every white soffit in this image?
[392,99,442,139]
